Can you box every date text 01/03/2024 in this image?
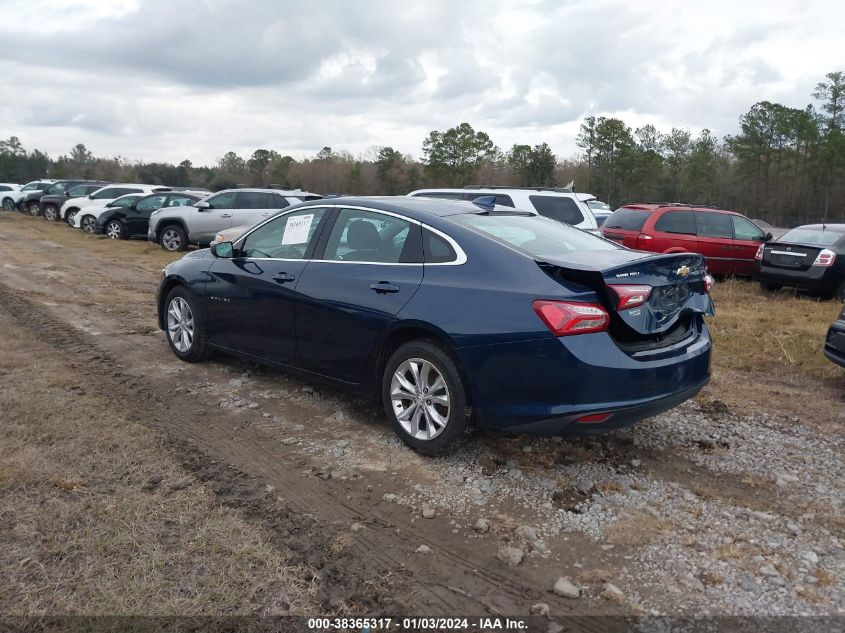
[306,617,530,631]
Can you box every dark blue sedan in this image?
[156,196,714,454]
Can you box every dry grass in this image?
[708,278,842,380]
[604,509,672,547]
[0,315,318,615]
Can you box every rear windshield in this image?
[528,195,585,225]
[779,228,844,247]
[451,213,618,260]
[604,208,651,231]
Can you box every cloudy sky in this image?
[1,0,843,166]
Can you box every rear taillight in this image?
[754,245,764,261]
[812,249,836,267]
[607,284,651,310]
[532,300,609,336]
[636,233,654,248]
[704,274,715,293]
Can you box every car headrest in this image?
[347,220,380,250]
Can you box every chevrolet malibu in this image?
[157,197,715,455]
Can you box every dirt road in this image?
[1,213,842,618]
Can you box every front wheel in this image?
[382,340,468,456]
[160,225,188,251]
[1,197,14,211]
[43,205,58,221]
[80,215,97,234]
[105,220,127,240]
[66,210,78,227]
[164,287,210,362]
[27,201,40,216]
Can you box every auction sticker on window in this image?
[282,213,314,245]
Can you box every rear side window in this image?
[322,208,421,263]
[0,186,10,192]
[654,210,696,235]
[236,192,270,209]
[604,208,650,231]
[695,211,733,238]
[528,195,584,225]
[423,229,458,263]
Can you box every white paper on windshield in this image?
[281,214,314,245]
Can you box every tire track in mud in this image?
[0,283,611,622]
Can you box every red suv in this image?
[601,204,772,276]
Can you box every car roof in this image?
[216,187,318,195]
[621,203,741,215]
[300,195,533,219]
[790,223,845,233]
[410,187,577,197]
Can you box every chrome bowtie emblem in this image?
[675,265,690,278]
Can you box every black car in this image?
[95,191,206,240]
[39,181,110,221]
[825,302,845,368]
[753,224,845,300]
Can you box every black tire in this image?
[105,220,128,240]
[382,340,468,456]
[163,286,210,362]
[42,204,58,221]
[66,209,78,227]
[834,280,845,302]
[1,197,14,212]
[760,282,782,293]
[80,214,97,234]
[27,201,41,216]
[159,224,188,252]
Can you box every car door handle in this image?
[370,281,399,294]
[220,213,232,218]
[272,272,296,283]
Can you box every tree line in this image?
[1,71,842,227]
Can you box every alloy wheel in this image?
[166,297,194,353]
[2,199,13,211]
[106,222,122,239]
[390,358,450,440]
[162,228,182,251]
[66,211,77,226]
[43,206,57,221]
[28,202,40,216]
[81,216,96,233]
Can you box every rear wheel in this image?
[164,287,210,362]
[760,282,782,293]
[1,197,14,211]
[27,201,40,216]
[43,205,58,221]
[160,225,188,251]
[382,340,468,456]
[105,220,127,240]
[66,209,78,227]
[80,215,97,234]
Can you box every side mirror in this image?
[211,241,233,258]
[128,203,138,211]
[195,200,211,211]
[764,232,773,242]
[88,194,94,199]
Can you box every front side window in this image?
[528,195,585,225]
[654,210,696,235]
[166,195,198,207]
[110,195,141,208]
[205,191,237,209]
[695,211,733,238]
[240,208,328,259]
[136,195,167,212]
[323,209,419,263]
[732,215,765,241]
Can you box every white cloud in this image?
[0,0,842,165]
